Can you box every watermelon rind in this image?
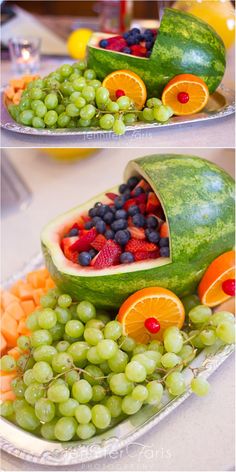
[41,154,235,310]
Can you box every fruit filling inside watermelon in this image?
[98,27,158,58]
[60,175,170,270]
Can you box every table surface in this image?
[1,148,235,471]
[1,12,235,148]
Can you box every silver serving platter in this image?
[0,253,234,466]
[1,85,235,137]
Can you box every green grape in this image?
[47,382,70,403]
[178,345,195,362]
[11,378,26,398]
[32,361,53,383]
[66,103,80,117]
[50,323,65,341]
[59,398,79,417]
[99,361,111,375]
[33,345,57,364]
[144,350,162,365]
[84,327,104,345]
[75,404,92,424]
[13,399,28,412]
[191,377,210,397]
[74,96,86,109]
[17,354,34,371]
[146,97,162,108]
[78,118,91,127]
[189,305,212,324]
[86,319,105,330]
[165,372,186,396]
[35,398,55,422]
[65,320,84,338]
[108,349,128,373]
[161,352,180,369]
[163,327,183,353]
[38,308,57,329]
[41,418,58,440]
[81,86,95,102]
[16,405,40,431]
[0,400,14,417]
[60,64,73,77]
[104,321,122,340]
[28,315,40,336]
[89,79,101,89]
[125,361,146,382]
[77,422,96,440]
[123,113,137,125]
[60,82,75,96]
[52,352,74,373]
[33,78,44,88]
[44,93,58,110]
[24,382,45,405]
[190,330,205,349]
[200,328,217,346]
[19,110,34,125]
[92,385,106,402]
[109,373,133,396]
[8,104,19,118]
[69,91,81,103]
[19,97,31,111]
[132,385,148,402]
[31,329,52,348]
[54,417,77,441]
[55,104,65,115]
[23,369,35,386]
[119,336,136,352]
[142,107,154,122]
[32,117,45,128]
[181,294,200,314]
[96,339,118,360]
[40,292,57,309]
[148,340,164,354]
[121,395,142,415]
[72,379,92,403]
[58,294,72,308]
[73,77,86,91]
[216,321,235,344]
[68,341,89,364]
[96,311,111,324]
[91,404,111,429]
[55,306,71,324]
[0,355,16,372]
[133,344,147,355]
[77,301,96,322]
[145,381,163,405]
[44,110,58,126]
[70,71,82,81]
[104,396,121,418]
[74,60,87,71]
[99,114,115,130]
[30,88,43,100]
[56,340,70,352]
[131,353,156,375]
[64,369,80,386]
[153,105,172,122]
[116,96,131,110]
[80,104,96,120]
[113,119,126,135]
[106,100,119,113]
[57,112,71,127]
[84,69,96,80]
[96,87,110,105]
[210,311,235,327]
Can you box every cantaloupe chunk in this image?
[0,333,7,356]
[1,313,18,347]
[5,301,25,321]
[1,292,19,311]
[9,78,25,89]
[17,318,31,336]
[32,288,44,305]
[20,300,35,316]
[17,284,34,301]
[26,271,46,289]
[45,278,55,290]
[0,390,16,402]
[10,281,25,297]
[7,347,21,360]
[5,86,15,100]
[0,371,17,392]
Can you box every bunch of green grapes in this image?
[8,62,173,136]
[0,289,234,442]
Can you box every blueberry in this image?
[127,37,136,46]
[88,207,97,218]
[84,221,94,230]
[114,195,126,209]
[122,47,131,54]
[78,251,91,266]
[119,183,129,194]
[131,28,141,34]
[111,219,128,231]
[159,237,169,247]
[114,229,130,246]
[146,51,152,58]
[160,247,170,257]
[128,205,140,216]
[127,176,140,189]
[133,187,144,197]
[132,213,146,228]
[146,231,160,244]
[145,41,153,50]
[139,34,145,41]
[89,248,97,259]
[120,252,134,264]
[92,216,102,224]
[96,204,109,217]
[146,216,158,229]
[103,211,115,224]
[123,32,130,40]
[144,29,154,36]
[123,189,131,200]
[115,209,127,219]
[105,229,115,240]
[95,220,106,234]
[99,39,108,48]
[68,228,79,237]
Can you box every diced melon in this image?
[0,371,17,392]
[1,313,18,347]
[5,301,25,321]
[20,300,36,316]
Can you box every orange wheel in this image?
[162,74,209,116]
[117,287,185,343]
[198,250,235,307]
[102,69,147,110]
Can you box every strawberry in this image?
[134,249,160,262]
[135,193,147,204]
[133,179,151,193]
[125,239,157,253]
[130,45,147,57]
[81,214,91,224]
[106,192,119,201]
[70,228,97,252]
[129,227,146,240]
[160,222,169,238]
[93,241,121,269]
[138,203,146,214]
[146,192,160,213]
[124,198,136,211]
[62,237,78,263]
[91,234,107,251]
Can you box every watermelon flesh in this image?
[41,154,235,310]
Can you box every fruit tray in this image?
[0,253,234,466]
[0,85,234,137]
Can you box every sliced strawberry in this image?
[134,249,160,261]
[91,234,107,251]
[93,241,121,269]
[81,214,91,224]
[138,203,146,214]
[125,239,157,253]
[160,222,169,238]
[70,222,82,231]
[124,198,137,211]
[62,237,79,263]
[129,227,146,240]
[70,228,97,253]
[146,192,161,213]
[133,179,151,193]
[135,193,147,205]
[130,45,147,57]
[106,192,118,201]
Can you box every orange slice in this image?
[162,73,209,116]
[102,69,147,110]
[198,250,235,307]
[117,287,185,343]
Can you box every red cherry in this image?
[222,279,235,296]
[116,89,125,98]
[177,92,189,104]
[144,317,160,334]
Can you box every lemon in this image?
[41,149,98,163]
[67,29,92,60]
